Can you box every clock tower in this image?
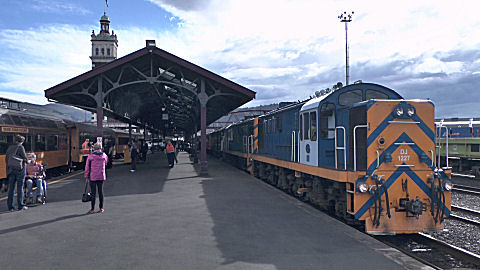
[90,12,118,69]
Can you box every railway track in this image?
[452,184,480,195]
[450,205,480,225]
[376,233,480,269]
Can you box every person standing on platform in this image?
[82,139,92,155]
[5,135,29,211]
[166,140,175,168]
[84,143,108,214]
[105,140,114,169]
[130,139,139,172]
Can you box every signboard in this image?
[1,126,28,133]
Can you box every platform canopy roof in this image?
[44,42,255,136]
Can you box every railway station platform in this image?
[0,151,431,270]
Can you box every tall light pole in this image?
[338,11,354,86]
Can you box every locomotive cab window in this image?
[302,113,310,140]
[366,89,389,100]
[320,103,336,139]
[276,116,282,132]
[310,112,317,141]
[299,115,303,141]
[339,90,362,106]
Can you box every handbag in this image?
[7,146,23,170]
[82,180,92,202]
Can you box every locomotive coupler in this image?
[404,197,427,219]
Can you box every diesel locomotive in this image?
[208,82,452,234]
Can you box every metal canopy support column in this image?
[96,76,104,141]
[198,79,208,175]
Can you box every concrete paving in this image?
[0,151,431,270]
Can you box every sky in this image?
[0,0,479,118]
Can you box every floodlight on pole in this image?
[338,11,354,86]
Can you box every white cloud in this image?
[1,0,480,116]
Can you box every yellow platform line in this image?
[0,171,84,201]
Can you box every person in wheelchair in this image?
[25,153,46,204]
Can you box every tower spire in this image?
[104,0,108,14]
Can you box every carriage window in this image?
[310,112,317,141]
[47,135,58,151]
[59,135,68,150]
[276,116,282,132]
[24,135,32,152]
[472,144,480,152]
[320,103,336,139]
[35,135,46,151]
[339,90,362,106]
[366,89,388,100]
[0,135,9,154]
[303,113,310,140]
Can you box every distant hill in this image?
[22,102,92,122]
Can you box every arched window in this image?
[101,48,105,55]
[107,48,110,56]
[95,48,99,55]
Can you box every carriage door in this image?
[299,110,318,166]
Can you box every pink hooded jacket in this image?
[84,150,108,181]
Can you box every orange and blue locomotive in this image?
[208,82,452,234]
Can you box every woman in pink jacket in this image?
[84,143,108,214]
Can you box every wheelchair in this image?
[24,165,47,205]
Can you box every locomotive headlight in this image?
[357,182,368,193]
[407,107,415,117]
[443,180,453,191]
[395,107,404,116]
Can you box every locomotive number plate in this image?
[398,149,410,162]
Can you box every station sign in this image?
[1,126,28,133]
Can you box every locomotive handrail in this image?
[353,124,368,171]
[388,121,421,124]
[394,142,415,145]
[436,126,449,168]
[376,150,380,168]
[249,135,253,154]
[395,164,415,167]
[429,150,434,167]
[335,126,346,170]
[291,131,296,161]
